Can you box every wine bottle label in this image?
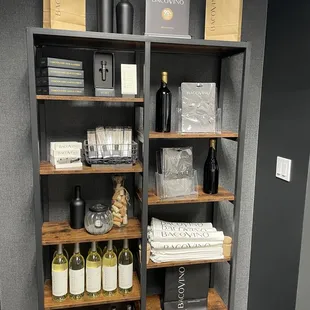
[69,268,85,295]
[52,269,68,297]
[118,263,133,289]
[86,266,101,293]
[102,265,117,291]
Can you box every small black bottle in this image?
[203,139,219,194]
[116,0,134,34]
[70,185,85,229]
[155,71,172,132]
[97,0,114,33]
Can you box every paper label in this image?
[86,266,101,293]
[102,265,117,291]
[118,263,133,289]
[52,269,68,297]
[69,268,85,295]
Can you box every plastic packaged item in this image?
[112,175,130,227]
[179,83,217,133]
[158,147,193,179]
[155,170,198,199]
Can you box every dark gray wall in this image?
[248,1,310,309]
[296,157,310,310]
[0,1,266,310]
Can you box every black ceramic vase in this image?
[70,185,85,229]
[97,0,114,33]
[116,0,134,34]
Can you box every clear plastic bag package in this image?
[156,147,193,179]
[155,170,198,199]
[179,83,217,133]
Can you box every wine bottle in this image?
[102,240,117,296]
[86,242,102,297]
[69,243,85,299]
[155,72,172,132]
[118,239,133,294]
[102,244,118,256]
[52,244,68,301]
[203,139,219,194]
[70,185,85,229]
[88,244,103,257]
[53,247,69,260]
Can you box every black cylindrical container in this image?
[97,0,114,33]
[116,0,134,34]
[70,185,85,229]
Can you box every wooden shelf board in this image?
[144,289,227,310]
[37,95,144,103]
[149,131,238,139]
[44,272,140,309]
[147,257,231,269]
[40,161,143,175]
[137,186,234,205]
[42,218,141,246]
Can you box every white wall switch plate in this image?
[276,156,292,182]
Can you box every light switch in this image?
[276,156,292,182]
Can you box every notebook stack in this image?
[36,57,85,96]
[50,142,83,169]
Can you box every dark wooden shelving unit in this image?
[37,95,144,103]
[137,187,235,205]
[27,27,250,310]
[42,219,141,245]
[44,273,141,309]
[149,131,238,139]
[40,161,143,175]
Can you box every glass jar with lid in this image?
[84,204,113,235]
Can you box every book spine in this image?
[37,87,84,96]
[36,77,84,88]
[51,149,81,157]
[40,58,83,70]
[50,142,82,151]
[41,68,84,79]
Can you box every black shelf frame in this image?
[27,27,250,310]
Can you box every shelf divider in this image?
[149,131,238,139]
[44,272,140,309]
[42,218,141,246]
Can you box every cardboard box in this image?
[145,0,191,38]
[37,87,84,96]
[39,58,83,70]
[165,264,210,302]
[36,77,84,88]
[164,298,207,310]
[41,67,84,79]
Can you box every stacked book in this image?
[36,57,84,96]
[50,142,82,169]
[147,218,232,263]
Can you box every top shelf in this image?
[28,28,248,56]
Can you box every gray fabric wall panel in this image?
[0,1,267,309]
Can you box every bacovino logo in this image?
[178,267,186,309]
[152,0,185,5]
[210,0,216,31]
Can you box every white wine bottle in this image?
[102,240,117,296]
[53,247,69,260]
[86,242,102,297]
[102,244,118,256]
[69,243,85,299]
[88,244,103,257]
[52,244,68,302]
[118,239,133,294]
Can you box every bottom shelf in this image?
[137,289,227,310]
[44,272,140,309]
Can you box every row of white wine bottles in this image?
[52,239,133,301]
